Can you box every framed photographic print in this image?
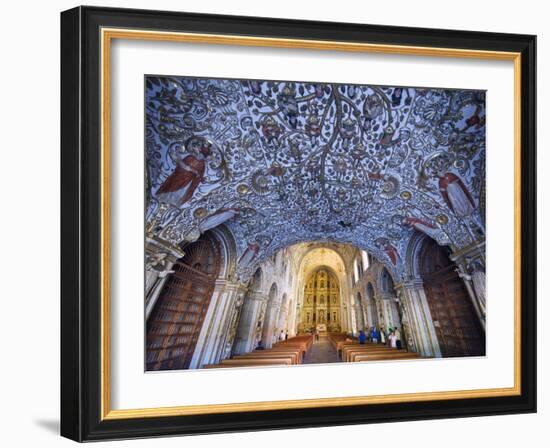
[60,6,537,441]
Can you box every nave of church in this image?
[145,233,485,370]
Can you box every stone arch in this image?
[146,230,221,371]
[405,230,430,279]
[356,291,366,331]
[261,283,280,347]
[276,293,289,339]
[209,225,238,279]
[376,266,401,330]
[379,267,395,295]
[365,282,379,329]
[366,282,375,300]
[233,267,264,354]
[250,267,263,290]
[416,236,485,356]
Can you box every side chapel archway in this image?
[146,231,221,370]
[233,267,263,354]
[365,282,379,329]
[418,237,485,357]
[261,283,279,347]
[356,292,366,331]
[379,267,401,329]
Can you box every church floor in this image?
[302,338,339,364]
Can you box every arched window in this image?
[380,268,395,294]
[361,250,370,271]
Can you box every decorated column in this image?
[189,280,246,368]
[376,292,401,330]
[394,279,441,357]
[262,301,282,349]
[354,304,365,332]
[451,242,486,331]
[286,297,298,337]
[144,237,184,319]
[233,292,268,354]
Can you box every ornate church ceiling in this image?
[145,76,486,278]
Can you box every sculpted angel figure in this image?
[238,241,261,267]
[456,259,486,315]
[198,207,241,233]
[145,252,175,278]
[156,137,213,206]
[375,237,399,265]
[437,171,476,218]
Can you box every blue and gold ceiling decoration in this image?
[145,76,485,279]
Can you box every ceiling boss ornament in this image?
[145,77,486,278]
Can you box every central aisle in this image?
[303,339,339,364]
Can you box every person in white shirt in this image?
[394,327,402,349]
[389,330,397,348]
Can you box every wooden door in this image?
[146,235,220,370]
[420,238,485,357]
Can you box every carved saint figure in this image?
[403,216,440,239]
[198,207,240,232]
[438,172,476,218]
[376,238,399,265]
[471,269,486,314]
[156,138,212,206]
[238,241,260,267]
[465,260,486,315]
[145,252,175,278]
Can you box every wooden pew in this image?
[202,359,289,368]
[338,341,362,357]
[327,332,352,351]
[343,344,401,362]
[219,357,293,366]
[272,335,313,354]
[201,334,313,369]
[272,343,307,355]
[232,350,300,364]
[346,348,411,362]
[352,352,420,362]
[264,348,303,363]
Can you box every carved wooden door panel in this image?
[424,267,485,357]
[419,236,485,358]
[146,236,220,370]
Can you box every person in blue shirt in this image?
[358,330,366,344]
[371,327,379,343]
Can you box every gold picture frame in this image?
[61,6,536,441]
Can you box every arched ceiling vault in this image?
[299,246,347,281]
[145,76,486,280]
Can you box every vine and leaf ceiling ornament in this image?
[145,76,486,280]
